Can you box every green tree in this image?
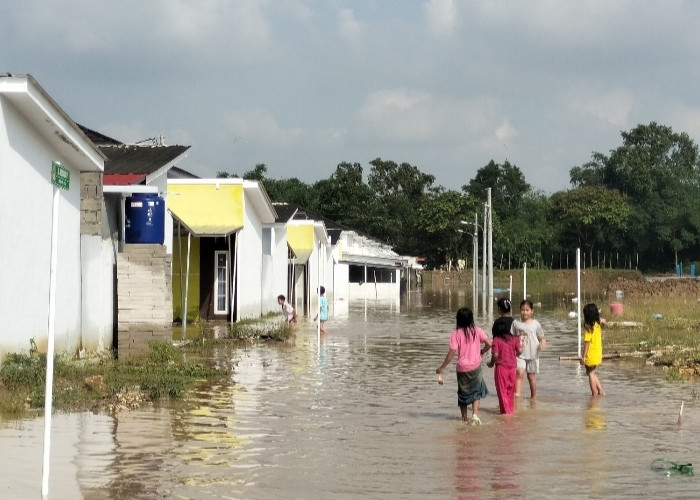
[415,188,476,269]
[366,158,437,254]
[570,122,700,269]
[313,162,376,234]
[549,186,631,268]
[463,160,530,222]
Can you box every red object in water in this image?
[610,302,623,315]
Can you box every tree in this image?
[415,188,476,269]
[463,160,530,222]
[313,162,376,234]
[570,122,700,269]
[549,186,631,268]
[366,158,437,254]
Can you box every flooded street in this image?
[1,289,699,499]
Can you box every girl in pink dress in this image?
[487,307,523,414]
[436,307,492,424]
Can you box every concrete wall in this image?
[0,96,83,360]
[80,172,114,353]
[261,225,289,316]
[236,194,266,319]
[117,244,172,358]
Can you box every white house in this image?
[167,179,279,323]
[332,230,407,305]
[0,74,106,360]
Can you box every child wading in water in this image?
[511,300,546,399]
[580,303,605,396]
[436,307,492,424]
[487,300,522,414]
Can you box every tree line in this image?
[218,122,700,272]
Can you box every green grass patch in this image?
[0,340,228,417]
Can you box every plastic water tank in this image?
[125,193,165,244]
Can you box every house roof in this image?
[78,124,122,146]
[99,144,190,176]
[273,202,346,245]
[77,123,191,182]
[0,74,105,171]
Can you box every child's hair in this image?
[277,294,286,301]
[456,307,476,340]
[492,318,511,339]
[319,286,325,294]
[583,303,600,330]
[496,298,511,314]
[520,299,534,311]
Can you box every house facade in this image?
[0,74,106,360]
[167,179,279,323]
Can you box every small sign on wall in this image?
[51,161,70,190]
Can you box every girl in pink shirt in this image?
[437,307,492,424]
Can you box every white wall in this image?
[236,192,266,319]
[0,98,83,358]
[261,225,288,316]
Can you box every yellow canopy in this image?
[167,182,244,236]
[287,224,315,263]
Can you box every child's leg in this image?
[527,372,537,399]
[504,368,516,414]
[494,366,506,413]
[515,368,525,397]
[472,399,481,418]
[460,406,469,421]
[586,366,605,396]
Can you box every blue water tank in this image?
[125,193,165,244]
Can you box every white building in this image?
[0,74,106,360]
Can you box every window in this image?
[348,265,395,283]
[214,251,229,314]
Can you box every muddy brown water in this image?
[1,289,698,499]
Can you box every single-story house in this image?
[167,178,279,324]
[0,74,107,361]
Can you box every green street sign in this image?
[52,162,70,190]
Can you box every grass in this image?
[0,340,228,417]
[0,318,296,418]
[559,296,700,379]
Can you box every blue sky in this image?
[3,1,700,194]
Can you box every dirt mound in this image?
[605,276,700,298]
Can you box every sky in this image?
[3,0,700,195]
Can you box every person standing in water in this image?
[313,286,328,334]
[487,299,522,414]
[436,307,492,424]
[511,300,546,399]
[580,303,605,396]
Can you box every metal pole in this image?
[42,186,60,498]
[487,188,493,306]
[577,248,582,358]
[482,203,487,316]
[473,212,478,312]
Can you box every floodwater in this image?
[1,289,699,499]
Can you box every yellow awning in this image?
[287,224,314,264]
[167,183,244,236]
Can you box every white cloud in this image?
[566,88,635,127]
[423,0,459,36]
[338,8,364,42]
[353,88,506,149]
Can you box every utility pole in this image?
[487,188,493,307]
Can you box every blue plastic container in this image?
[125,193,165,244]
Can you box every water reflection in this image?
[1,289,699,499]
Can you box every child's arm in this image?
[487,351,498,368]
[436,349,456,374]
